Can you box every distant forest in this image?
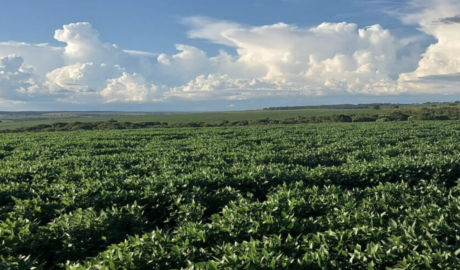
[4,106,460,133]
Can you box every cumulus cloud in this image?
[176,74,276,92]
[54,22,124,65]
[0,55,38,99]
[101,72,164,103]
[398,0,460,93]
[0,42,63,78]
[2,1,460,110]
[166,73,287,101]
[183,18,420,94]
[45,62,124,93]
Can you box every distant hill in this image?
[263,101,460,110]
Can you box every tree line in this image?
[3,107,460,133]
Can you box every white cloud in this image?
[183,18,420,95]
[1,2,460,110]
[101,72,164,103]
[177,74,275,92]
[0,55,38,99]
[0,42,63,78]
[54,22,121,65]
[167,73,282,101]
[45,62,124,93]
[183,16,241,47]
[396,0,460,94]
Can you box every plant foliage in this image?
[1,122,460,269]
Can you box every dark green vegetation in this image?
[0,108,387,131]
[4,106,460,133]
[2,121,460,269]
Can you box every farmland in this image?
[1,121,460,269]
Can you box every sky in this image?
[0,0,459,111]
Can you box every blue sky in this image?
[0,0,459,110]
[0,0,411,54]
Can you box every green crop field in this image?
[1,121,460,269]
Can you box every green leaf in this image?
[389,219,398,230]
[172,245,181,256]
[208,261,219,270]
